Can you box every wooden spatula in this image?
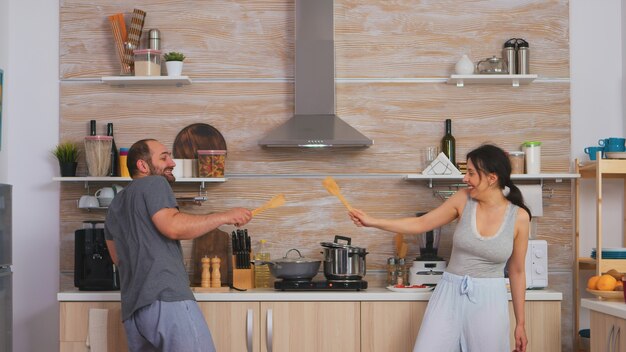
[399,242,408,259]
[252,194,286,216]
[322,176,353,210]
[394,234,404,256]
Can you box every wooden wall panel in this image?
[60,0,568,78]
[60,81,570,174]
[60,0,572,350]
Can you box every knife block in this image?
[232,254,254,289]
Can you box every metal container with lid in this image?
[321,235,368,280]
[148,29,161,50]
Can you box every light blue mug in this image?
[584,146,604,160]
[598,137,626,152]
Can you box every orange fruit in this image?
[614,281,624,291]
[587,275,600,290]
[596,274,618,291]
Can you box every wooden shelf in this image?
[101,76,192,87]
[447,74,537,87]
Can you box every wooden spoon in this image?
[252,194,286,216]
[394,233,404,256]
[322,176,352,210]
[399,242,408,259]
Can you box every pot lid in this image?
[273,248,320,263]
[320,241,366,252]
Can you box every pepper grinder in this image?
[210,256,221,288]
[201,256,211,288]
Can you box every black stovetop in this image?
[274,280,368,291]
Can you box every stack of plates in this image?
[590,248,626,259]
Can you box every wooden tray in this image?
[586,288,625,301]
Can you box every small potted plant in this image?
[163,51,186,76]
[52,141,80,177]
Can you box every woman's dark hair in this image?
[127,139,156,178]
[466,144,532,220]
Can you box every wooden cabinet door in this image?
[590,310,612,352]
[612,314,626,352]
[260,301,360,352]
[59,302,128,352]
[508,301,561,352]
[198,301,260,352]
[360,301,427,352]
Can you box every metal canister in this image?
[148,29,161,50]
[517,39,529,74]
[503,38,517,74]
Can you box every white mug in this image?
[95,187,115,199]
[78,195,99,208]
[172,159,184,179]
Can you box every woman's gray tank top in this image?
[446,195,519,278]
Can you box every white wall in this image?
[2,0,61,351]
[570,0,623,331]
[0,0,9,179]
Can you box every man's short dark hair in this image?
[127,139,156,178]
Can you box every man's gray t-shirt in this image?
[105,175,194,320]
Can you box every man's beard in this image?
[147,160,176,183]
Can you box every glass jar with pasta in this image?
[197,150,226,178]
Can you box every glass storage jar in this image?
[197,150,226,177]
[508,151,525,174]
[133,49,161,76]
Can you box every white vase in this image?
[166,61,184,76]
[454,54,474,75]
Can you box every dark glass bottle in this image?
[107,123,119,177]
[89,120,97,136]
[441,119,456,166]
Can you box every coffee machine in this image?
[409,212,447,286]
[75,221,119,291]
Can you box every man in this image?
[105,139,251,352]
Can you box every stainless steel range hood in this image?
[258,0,373,148]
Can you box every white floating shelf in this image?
[447,74,537,87]
[405,173,579,181]
[54,176,225,183]
[101,76,192,87]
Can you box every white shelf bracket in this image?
[456,80,464,87]
[512,79,520,87]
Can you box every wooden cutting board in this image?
[172,123,227,159]
[191,228,231,286]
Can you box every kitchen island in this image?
[59,288,562,352]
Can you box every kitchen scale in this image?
[274,279,368,291]
[409,212,447,286]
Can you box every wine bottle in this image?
[441,119,456,166]
[89,120,97,136]
[107,123,120,177]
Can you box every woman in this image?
[349,144,530,352]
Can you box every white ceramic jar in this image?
[454,54,474,75]
[522,141,541,174]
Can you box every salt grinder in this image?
[148,29,161,50]
[201,257,210,288]
[210,256,221,288]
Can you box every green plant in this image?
[52,141,80,163]
[164,51,186,62]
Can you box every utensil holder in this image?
[232,255,254,289]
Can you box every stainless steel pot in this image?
[256,248,321,280]
[321,236,368,280]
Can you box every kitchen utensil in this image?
[399,242,408,259]
[108,14,132,75]
[256,248,321,280]
[125,9,146,61]
[394,233,403,256]
[322,176,352,210]
[321,235,368,280]
[476,56,507,74]
[252,194,286,216]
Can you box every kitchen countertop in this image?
[59,288,563,302]
[581,298,626,320]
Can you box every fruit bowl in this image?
[586,288,624,301]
